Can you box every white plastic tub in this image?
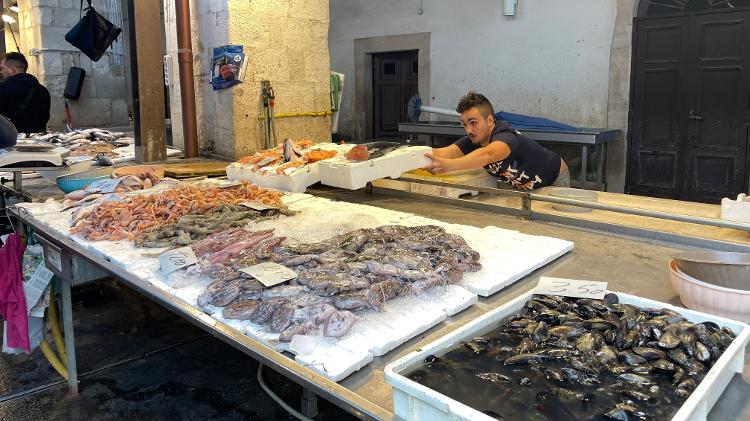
[385,288,750,421]
[319,146,432,190]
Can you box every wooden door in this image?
[373,51,419,140]
[628,10,750,203]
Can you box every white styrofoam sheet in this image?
[21,190,573,382]
[385,288,750,421]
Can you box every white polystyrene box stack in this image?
[385,288,750,421]
[319,146,433,190]
[721,194,750,224]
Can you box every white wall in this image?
[329,0,618,137]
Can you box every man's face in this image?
[0,59,17,80]
[460,107,494,147]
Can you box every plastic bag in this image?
[210,45,247,90]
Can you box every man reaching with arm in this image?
[424,91,569,190]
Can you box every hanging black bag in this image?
[65,0,122,62]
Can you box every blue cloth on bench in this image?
[495,111,579,132]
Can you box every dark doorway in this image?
[628,9,750,203]
[372,51,418,140]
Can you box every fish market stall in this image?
[12,179,750,420]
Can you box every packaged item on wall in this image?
[210,45,247,90]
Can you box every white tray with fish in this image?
[228,142,346,193]
[384,288,750,421]
[319,143,432,190]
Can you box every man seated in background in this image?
[0,52,51,134]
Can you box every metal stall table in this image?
[398,121,621,190]
[13,189,750,420]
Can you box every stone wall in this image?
[4,0,130,131]
[165,0,332,159]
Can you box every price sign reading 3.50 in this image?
[159,246,198,274]
[535,276,607,300]
[240,262,297,287]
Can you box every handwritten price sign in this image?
[240,262,297,287]
[158,246,198,274]
[535,276,607,300]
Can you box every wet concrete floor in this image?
[0,281,358,421]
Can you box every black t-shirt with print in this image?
[454,122,562,190]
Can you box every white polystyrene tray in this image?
[319,146,432,190]
[385,288,750,421]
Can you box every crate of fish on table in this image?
[319,141,432,190]
[226,139,348,193]
[385,287,750,421]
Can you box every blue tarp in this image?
[495,111,579,132]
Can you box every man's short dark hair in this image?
[456,91,495,118]
[2,52,28,73]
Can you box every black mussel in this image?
[630,365,653,375]
[618,351,648,366]
[721,326,736,338]
[596,345,619,365]
[607,365,631,375]
[604,408,629,420]
[464,341,485,354]
[714,330,734,348]
[618,400,649,418]
[570,357,599,375]
[562,367,600,386]
[657,330,681,349]
[544,368,565,382]
[520,377,532,386]
[509,318,533,329]
[675,388,691,399]
[575,332,598,353]
[475,372,512,383]
[677,378,696,390]
[424,354,439,365]
[622,389,654,402]
[472,336,491,343]
[672,367,686,386]
[651,327,663,340]
[652,314,686,325]
[531,296,560,309]
[699,321,720,332]
[618,373,654,386]
[533,310,562,325]
[585,318,618,331]
[483,410,506,420]
[622,331,639,349]
[526,299,550,312]
[604,292,619,304]
[532,321,550,343]
[542,337,575,350]
[695,341,712,363]
[651,358,676,372]
[517,338,536,354]
[643,318,668,330]
[549,325,587,340]
[632,346,667,360]
[667,349,691,367]
[603,329,616,346]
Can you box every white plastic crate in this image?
[721,195,750,224]
[319,146,432,190]
[385,288,750,421]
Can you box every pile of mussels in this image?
[413,294,737,420]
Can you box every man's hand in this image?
[423,152,453,174]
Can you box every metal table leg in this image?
[61,281,79,395]
[12,171,22,192]
[580,145,588,190]
[596,144,606,191]
[301,387,319,418]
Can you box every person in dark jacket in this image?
[0,52,51,134]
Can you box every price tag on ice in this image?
[159,246,198,274]
[535,276,607,300]
[239,262,297,287]
[85,178,121,193]
[240,200,279,211]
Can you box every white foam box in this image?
[720,196,750,224]
[385,288,750,421]
[319,146,432,190]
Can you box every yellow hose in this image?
[40,339,68,380]
[47,290,67,362]
[257,111,332,120]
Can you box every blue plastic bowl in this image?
[56,168,114,193]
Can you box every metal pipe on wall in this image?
[175,0,198,158]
